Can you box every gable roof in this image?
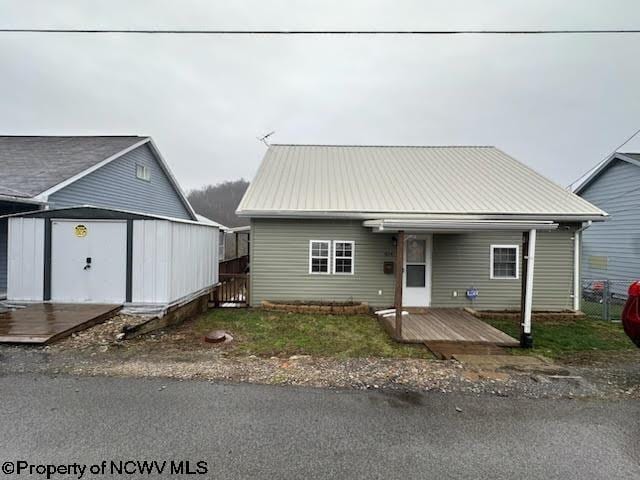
[573,152,640,195]
[0,135,198,220]
[237,144,606,221]
[0,136,146,198]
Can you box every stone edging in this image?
[464,307,586,321]
[262,300,370,315]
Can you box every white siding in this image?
[132,220,172,304]
[7,218,45,301]
[132,220,218,304]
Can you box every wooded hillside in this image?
[188,179,249,228]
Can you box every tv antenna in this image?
[258,131,275,146]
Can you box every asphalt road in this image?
[0,374,638,479]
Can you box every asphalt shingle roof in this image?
[237,144,606,219]
[0,136,146,198]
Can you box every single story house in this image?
[0,136,220,309]
[237,144,607,343]
[574,151,640,286]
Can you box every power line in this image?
[567,126,640,191]
[1,28,640,35]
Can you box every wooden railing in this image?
[213,273,249,306]
[219,255,249,274]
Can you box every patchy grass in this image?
[194,309,431,359]
[485,317,636,359]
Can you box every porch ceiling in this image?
[364,218,558,233]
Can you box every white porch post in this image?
[522,228,536,347]
[573,230,580,312]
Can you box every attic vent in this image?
[136,164,150,181]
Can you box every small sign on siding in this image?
[74,224,88,237]
[589,255,608,269]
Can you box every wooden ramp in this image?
[0,303,121,344]
[380,308,519,347]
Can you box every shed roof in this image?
[0,136,147,197]
[1,205,219,227]
[237,144,606,220]
[195,213,229,231]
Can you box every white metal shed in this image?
[5,206,219,306]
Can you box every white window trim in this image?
[136,164,151,181]
[332,240,355,275]
[309,240,331,275]
[490,244,520,280]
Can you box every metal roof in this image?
[237,145,606,220]
[195,213,229,231]
[1,205,220,227]
[0,136,146,197]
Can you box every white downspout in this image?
[523,229,537,338]
[573,221,592,312]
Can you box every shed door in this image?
[51,220,127,303]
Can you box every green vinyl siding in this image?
[532,228,576,310]
[250,219,395,307]
[431,232,522,309]
[431,226,577,310]
[250,219,578,311]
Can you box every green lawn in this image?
[195,309,431,359]
[484,317,635,358]
[193,309,637,361]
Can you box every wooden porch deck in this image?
[380,308,519,347]
[0,303,121,344]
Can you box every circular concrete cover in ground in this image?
[204,330,228,343]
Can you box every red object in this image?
[622,281,640,348]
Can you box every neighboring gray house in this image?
[0,136,218,304]
[574,152,640,283]
[237,144,607,312]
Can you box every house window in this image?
[309,240,330,274]
[333,241,354,274]
[136,164,150,181]
[490,245,519,279]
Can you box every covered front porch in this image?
[366,218,570,348]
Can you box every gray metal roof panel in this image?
[0,136,146,197]
[237,145,606,218]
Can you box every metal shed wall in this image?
[7,217,45,301]
[132,220,218,304]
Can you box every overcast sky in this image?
[1,1,640,191]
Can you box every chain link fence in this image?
[582,279,634,321]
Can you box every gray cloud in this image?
[1,0,640,190]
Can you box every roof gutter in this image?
[364,219,559,233]
[0,194,47,205]
[236,209,607,222]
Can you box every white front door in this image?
[51,220,127,303]
[402,235,432,307]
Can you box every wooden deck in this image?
[380,308,519,347]
[0,303,121,344]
